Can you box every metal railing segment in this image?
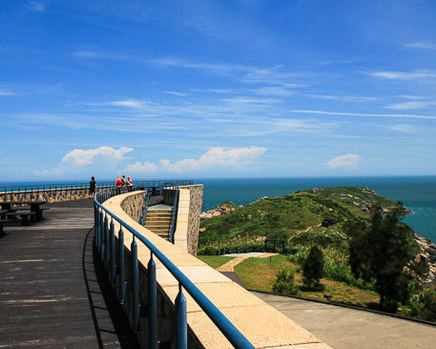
[0,180,193,194]
[94,186,254,349]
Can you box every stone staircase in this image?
[144,205,173,239]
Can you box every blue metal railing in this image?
[94,187,254,349]
[0,180,193,194]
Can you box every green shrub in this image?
[409,287,436,321]
[303,246,325,289]
[197,245,220,255]
[272,269,301,296]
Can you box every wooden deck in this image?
[0,199,140,349]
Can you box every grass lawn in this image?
[233,255,379,307]
[196,255,235,269]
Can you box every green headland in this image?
[198,186,436,322]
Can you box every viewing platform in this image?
[1,184,434,348]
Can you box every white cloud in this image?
[397,95,430,100]
[0,88,15,96]
[387,124,414,133]
[27,1,46,12]
[62,146,134,166]
[327,154,361,169]
[385,100,436,110]
[124,161,158,173]
[367,70,436,80]
[306,94,377,102]
[289,109,436,120]
[165,91,188,96]
[405,41,436,50]
[98,99,147,109]
[252,86,296,96]
[125,146,267,174]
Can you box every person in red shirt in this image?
[115,176,123,187]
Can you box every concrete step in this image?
[145,216,172,222]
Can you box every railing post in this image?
[175,283,187,349]
[110,218,116,283]
[99,210,104,258]
[100,213,107,263]
[95,206,100,249]
[104,214,109,267]
[148,253,158,349]
[119,226,126,305]
[131,237,139,332]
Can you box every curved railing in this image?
[94,187,254,349]
[0,180,193,194]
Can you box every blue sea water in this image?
[198,176,436,244]
[1,176,436,243]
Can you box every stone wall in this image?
[183,184,203,255]
[120,190,146,223]
[0,186,112,204]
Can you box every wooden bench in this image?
[7,211,37,225]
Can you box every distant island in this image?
[198,186,436,321]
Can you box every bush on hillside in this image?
[303,245,325,289]
[272,269,301,296]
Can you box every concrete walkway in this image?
[253,291,436,349]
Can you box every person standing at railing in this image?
[89,176,96,194]
[115,176,123,187]
[121,175,127,186]
[126,176,133,191]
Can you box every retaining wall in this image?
[120,185,204,256]
[0,187,102,203]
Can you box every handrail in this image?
[0,180,193,194]
[94,187,254,349]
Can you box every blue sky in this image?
[1,0,436,181]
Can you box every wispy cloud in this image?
[125,146,267,174]
[405,41,436,50]
[306,94,377,102]
[165,91,188,97]
[387,124,414,133]
[289,109,436,120]
[252,86,297,96]
[0,88,15,96]
[27,1,46,12]
[385,100,436,110]
[397,95,430,100]
[327,154,361,169]
[367,70,436,80]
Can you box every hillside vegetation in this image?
[199,186,396,249]
[198,186,436,321]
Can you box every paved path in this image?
[253,291,436,349]
[218,252,278,272]
[0,199,139,349]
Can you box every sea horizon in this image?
[1,175,435,244]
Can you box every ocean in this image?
[198,176,436,244]
[1,176,435,243]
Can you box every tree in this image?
[344,202,420,312]
[302,245,325,289]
